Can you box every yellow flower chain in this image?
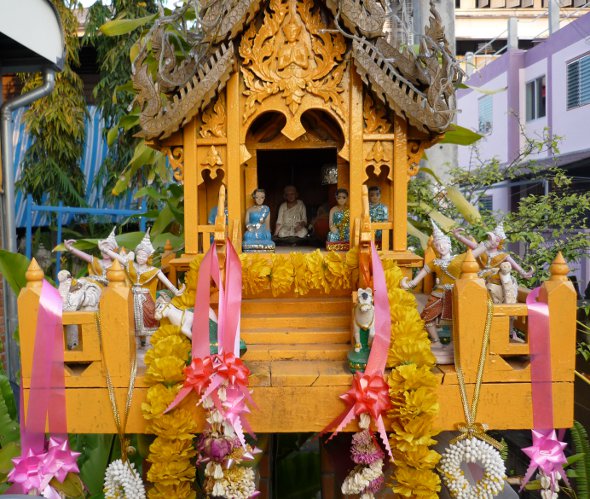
[143,251,439,497]
[383,263,441,498]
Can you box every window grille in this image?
[478,95,493,134]
[479,195,493,211]
[567,55,590,110]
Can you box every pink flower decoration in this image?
[43,437,81,483]
[8,448,45,493]
[521,429,568,491]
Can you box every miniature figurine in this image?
[57,270,102,349]
[452,222,533,282]
[326,188,350,251]
[453,222,533,343]
[64,227,118,286]
[243,188,275,252]
[347,288,376,373]
[368,186,388,243]
[155,294,247,355]
[401,220,488,364]
[274,185,308,241]
[99,229,185,347]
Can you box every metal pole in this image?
[1,69,56,383]
[508,17,518,50]
[25,194,32,259]
[548,0,560,35]
[56,201,63,278]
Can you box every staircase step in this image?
[241,328,350,345]
[241,297,351,315]
[242,344,350,362]
[269,360,352,387]
[241,313,349,330]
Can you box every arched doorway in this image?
[244,109,346,246]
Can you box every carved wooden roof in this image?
[132,0,461,141]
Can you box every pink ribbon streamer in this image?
[521,287,569,491]
[8,281,80,496]
[192,246,221,359]
[167,240,250,447]
[221,241,242,355]
[323,243,393,460]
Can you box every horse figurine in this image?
[347,287,376,373]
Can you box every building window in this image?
[479,195,493,212]
[478,95,493,134]
[567,54,590,110]
[525,76,546,121]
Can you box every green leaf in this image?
[107,126,118,147]
[50,472,85,498]
[445,186,482,224]
[99,14,158,37]
[134,186,167,202]
[0,250,30,295]
[440,125,483,146]
[416,203,457,232]
[462,83,507,95]
[151,204,176,237]
[0,441,21,474]
[407,221,430,249]
[0,394,19,448]
[0,375,16,421]
[119,114,140,131]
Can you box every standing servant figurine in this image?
[401,220,488,364]
[243,188,275,252]
[368,186,388,245]
[99,229,185,348]
[326,188,350,251]
[64,227,119,286]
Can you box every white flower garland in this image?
[104,459,146,499]
[439,437,506,498]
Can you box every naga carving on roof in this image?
[324,0,386,38]
[131,0,460,140]
[351,4,462,134]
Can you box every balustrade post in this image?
[99,259,134,381]
[18,259,44,383]
[452,250,489,383]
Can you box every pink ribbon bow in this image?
[8,437,80,498]
[322,242,394,461]
[521,429,568,491]
[324,371,393,460]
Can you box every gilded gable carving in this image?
[239,0,347,123]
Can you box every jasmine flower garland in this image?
[104,459,146,498]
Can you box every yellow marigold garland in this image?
[143,250,439,497]
[383,263,441,498]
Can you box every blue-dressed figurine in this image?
[368,185,388,243]
[326,188,350,251]
[242,188,275,252]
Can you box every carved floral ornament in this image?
[199,93,227,139]
[199,145,224,184]
[239,0,347,124]
[363,94,392,134]
[163,146,184,183]
[365,141,392,180]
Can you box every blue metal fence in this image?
[13,106,139,227]
[24,194,148,279]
